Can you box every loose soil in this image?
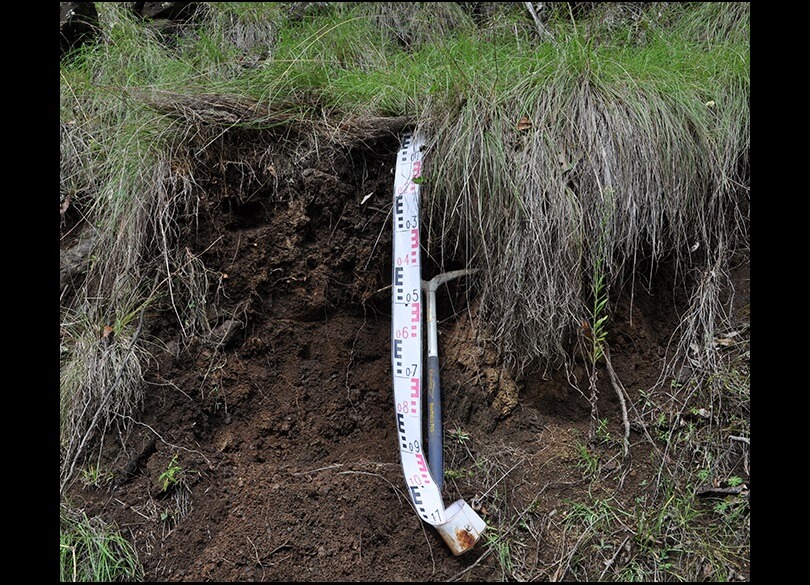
[61,128,750,581]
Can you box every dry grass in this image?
[59,304,147,492]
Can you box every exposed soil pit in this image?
[62,125,749,582]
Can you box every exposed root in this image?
[602,344,630,460]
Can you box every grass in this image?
[60,2,748,580]
[60,503,143,582]
[421,29,749,373]
[158,453,183,492]
[553,472,749,582]
[80,464,114,489]
[556,315,750,581]
[60,298,148,492]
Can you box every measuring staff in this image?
[391,131,486,555]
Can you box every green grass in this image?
[555,468,748,582]
[60,503,143,582]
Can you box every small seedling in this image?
[81,465,113,487]
[575,441,599,477]
[159,454,183,492]
[596,418,613,444]
[484,528,513,579]
[448,428,471,444]
[445,468,472,480]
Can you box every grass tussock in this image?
[60,503,144,582]
[419,16,749,374]
[59,296,148,492]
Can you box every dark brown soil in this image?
[61,128,750,581]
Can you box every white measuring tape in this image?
[391,131,486,555]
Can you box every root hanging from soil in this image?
[603,344,630,460]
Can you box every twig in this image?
[291,463,343,476]
[336,470,405,506]
[363,204,392,271]
[478,459,522,501]
[255,541,292,567]
[603,344,631,459]
[422,268,479,292]
[550,521,593,582]
[598,535,630,580]
[695,485,746,497]
[114,498,152,521]
[729,434,751,476]
[58,543,78,582]
[122,416,212,468]
[267,541,291,556]
[417,510,437,577]
[246,535,265,580]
